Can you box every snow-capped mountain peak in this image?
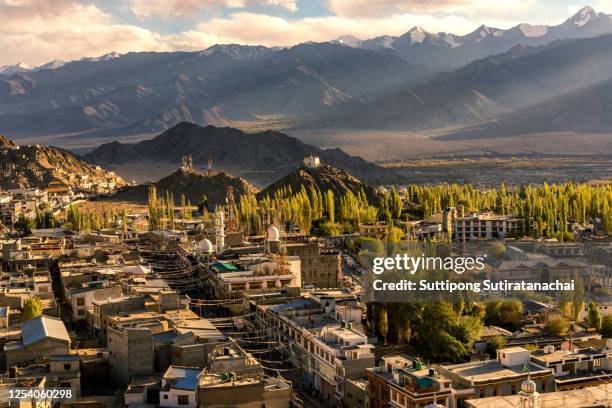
[0,62,33,75]
[333,35,363,48]
[568,6,599,27]
[407,26,428,44]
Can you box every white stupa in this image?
[266,225,280,242]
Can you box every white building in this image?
[303,154,320,168]
[160,366,202,408]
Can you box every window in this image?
[76,297,85,306]
[178,395,189,405]
[39,287,48,293]
[595,359,602,368]
[64,364,71,370]
[163,395,168,400]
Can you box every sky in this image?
[1,0,611,66]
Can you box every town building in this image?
[251,291,375,406]
[284,238,341,288]
[160,365,202,408]
[439,347,554,406]
[366,355,452,408]
[4,315,71,366]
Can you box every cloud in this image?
[328,0,539,26]
[130,0,245,19]
[130,0,297,19]
[195,11,476,46]
[0,0,174,65]
[328,0,472,17]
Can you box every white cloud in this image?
[328,0,540,28]
[130,0,245,19]
[0,0,173,65]
[130,0,297,19]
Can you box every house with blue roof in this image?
[160,365,202,408]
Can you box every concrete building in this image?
[160,366,202,408]
[358,222,388,240]
[284,239,341,288]
[439,347,554,407]
[465,382,612,408]
[204,255,301,298]
[366,355,452,408]
[445,207,519,242]
[530,343,612,391]
[68,283,122,321]
[90,295,146,339]
[496,259,590,287]
[198,373,293,408]
[344,377,368,408]
[107,326,154,386]
[5,315,71,366]
[252,291,375,406]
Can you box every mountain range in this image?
[0,6,611,156]
[336,6,612,70]
[328,33,612,132]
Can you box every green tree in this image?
[486,336,507,358]
[600,315,612,338]
[587,302,602,330]
[14,213,34,235]
[21,297,43,322]
[544,316,569,336]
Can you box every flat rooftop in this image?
[466,382,612,407]
[444,360,550,382]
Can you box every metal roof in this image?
[163,366,202,391]
[22,315,70,346]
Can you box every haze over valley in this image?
[1,6,612,185]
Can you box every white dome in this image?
[197,238,213,253]
[521,378,537,394]
[267,225,280,242]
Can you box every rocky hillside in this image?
[111,168,256,206]
[84,122,390,186]
[0,136,125,190]
[257,164,377,203]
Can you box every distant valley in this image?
[0,6,611,179]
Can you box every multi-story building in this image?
[203,255,301,298]
[107,326,155,386]
[251,291,375,406]
[285,239,341,288]
[496,258,590,287]
[530,343,612,391]
[452,211,519,242]
[439,347,554,407]
[68,283,123,321]
[358,222,389,240]
[366,355,452,408]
